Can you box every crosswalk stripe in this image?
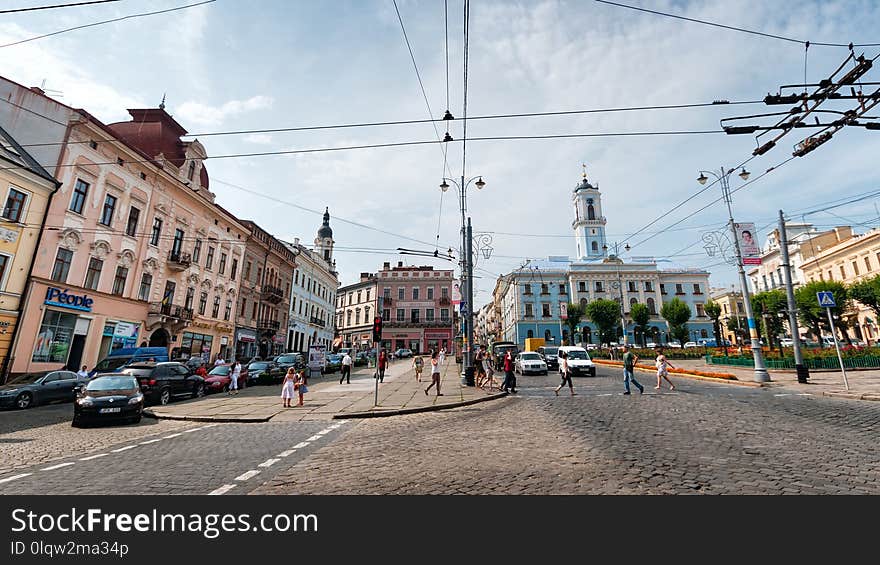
[209,484,236,495]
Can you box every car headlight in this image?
[128,395,143,405]
[77,397,94,406]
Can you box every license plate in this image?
[99,407,121,414]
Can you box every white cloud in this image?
[175,96,274,127]
[243,133,274,144]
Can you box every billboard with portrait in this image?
[734,222,761,265]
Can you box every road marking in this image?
[258,458,280,468]
[775,394,792,397]
[278,449,297,457]
[597,393,613,397]
[111,445,137,453]
[209,484,236,495]
[140,438,163,445]
[41,462,75,471]
[0,473,31,484]
[182,427,204,433]
[306,435,322,442]
[293,441,310,449]
[797,393,812,396]
[204,423,220,428]
[315,430,329,436]
[163,433,182,439]
[235,470,261,482]
[79,453,108,461]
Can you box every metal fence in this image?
[707,355,880,370]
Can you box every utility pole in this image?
[779,210,809,383]
[466,218,475,384]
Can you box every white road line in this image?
[203,423,220,428]
[315,430,329,436]
[182,427,204,433]
[42,462,76,471]
[79,453,108,461]
[111,445,137,453]
[235,470,261,482]
[775,394,792,397]
[258,458,280,468]
[278,449,297,457]
[140,438,163,445]
[163,433,182,439]
[293,441,310,449]
[209,484,236,496]
[797,393,812,396]
[597,393,613,397]
[306,435,321,442]
[0,473,31,484]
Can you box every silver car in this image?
[514,352,548,375]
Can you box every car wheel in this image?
[223,383,229,393]
[131,414,142,424]
[15,392,33,409]
[159,388,171,406]
[71,415,81,428]
[192,383,205,398]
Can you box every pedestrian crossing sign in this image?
[817,291,836,307]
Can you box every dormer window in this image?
[187,161,196,182]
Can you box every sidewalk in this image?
[671,358,880,401]
[144,358,506,423]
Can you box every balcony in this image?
[256,319,281,332]
[167,251,192,271]
[309,316,326,328]
[147,302,193,331]
[261,284,284,304]
[386,319,454,328]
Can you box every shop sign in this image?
[273,335,285,344]
[113,321,138,338]
[44,287,93,312]
[235,328,257,343]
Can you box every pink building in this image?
[377,262,454,354]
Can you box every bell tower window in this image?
[187,161,196,182]
[587,198,595,220]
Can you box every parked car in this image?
[536,346,559,369]
[645,342,658,349]
[73,375,143,427]
[274,353,305,373]
[683,341,699,348]
[90,347,170,377]
[117,362,205,406]
[585,343,599,351]
[0,370,89,410]
[246,361,281,385]
[558,346,596,377]
[489,342,519,370]
[393,348,413,359]
[203,363,248,393]
[515,352,548,375]
[354,351,370,367]
[323,354,343,374]
[666,341,683,348]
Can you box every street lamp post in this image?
[602,242,630,346]
[697,167,771,382]
[440,175,485,386]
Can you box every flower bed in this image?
[593,359,738,380]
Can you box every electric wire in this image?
[0,0,121,15]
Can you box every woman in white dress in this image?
[281,368,296,407]
[654,347,676,390]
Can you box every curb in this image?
[592,360,767,388]
[143,409,273,423]
[333,390,509,419]
[822,391,880,401]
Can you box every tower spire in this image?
[582,163,587,179]
[159,93,166,111]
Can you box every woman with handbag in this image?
[294,369,309,406]
[281,368,296,408]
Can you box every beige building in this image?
[335,273,377,351]
[709,287,746,346]
[0,125,59,379]
[800,227,880,344]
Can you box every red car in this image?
[204,364,248,393]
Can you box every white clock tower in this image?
[572,166,607,260]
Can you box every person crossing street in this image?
[621,345,644,395]
[340,352,353,384]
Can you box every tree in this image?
[705,300,722,347]
[751,289,787,355]
[849,275,880,320]
[563,302,586,345]
[661,298,691,346]
[585,299,621,345]
[794,280,853,345]
[630,303,651,347]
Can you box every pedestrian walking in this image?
[412,354,424,382]
[229,359,241,394]
[340,352,352,384]
[281,368,296,408]
[500,350,517,393]
[376,349,387,382]
[424,350,443,396]
[475,346,488,388]
[621,345,644,395]
[294,369,308,406]
[654,347,676,390]
[481,345,497,389]
[554,350,576,396]
[76,365,89,379]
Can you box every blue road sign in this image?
[817,291,836,308]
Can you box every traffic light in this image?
[372,316,383,342]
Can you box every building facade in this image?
[377,262,454,354]
[235,220,297,361]
[709,286,746,345]
[0,125,60,379]
[286,209,338,354]
[335,273,377,351]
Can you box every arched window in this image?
[527,329,534,339]
[647,297,656,315]
[591,241,598,253]
[629,297,638,309]
[588,204,595,220]
[544,329,552,341]
[579,298,588,307]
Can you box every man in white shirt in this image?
[76,365,89,378]
[340,352,353,384]
[214,356,225,367]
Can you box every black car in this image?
[274,353,305,373]
[73,375,143,426]
[0,370,89,410]
[536,346,559,370]
[118,362,205,406]
[246,361,281,385]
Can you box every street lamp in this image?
[440,175,487,386]
[696,166,770,382]
[602,241,630,347]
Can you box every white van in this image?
[557,346,596,377]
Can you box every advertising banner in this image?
[451,280,462,305]
[560,302,568,320]
[734,222,761,265]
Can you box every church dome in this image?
[317,207,333,238]
[575,176,595,192]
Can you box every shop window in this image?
[32,310,77,363]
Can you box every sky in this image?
[1,0,879,308]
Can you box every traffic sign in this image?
[817,291,836,308]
